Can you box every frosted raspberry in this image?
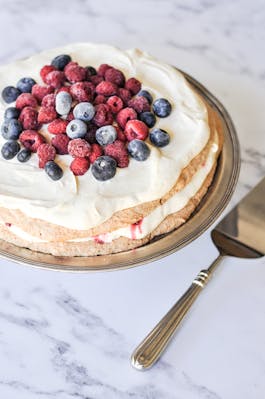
[116,107,137,129]
[104,140,129,168]
[19,106,39,130]
[118,88,132,105]
[38,106,57,124]
[97,64,112,76]
[90,75,104,86]
[84,124,97,144]
[125,78,141,95]
[106,96,123,113]
[94,95,107,105]
[32,84,54,103]
[20,130,45,152]
[65,110,74,121]
[16,93,38,109]
[51,134,70,155]
[37,143,56,168]
[128,96,150,113]
[41,93,56,108]
[70,157,90,176]
[125,120,149,141]
[45,71,66,89]
[89,143,103,163]
[70,82,95,102]
[93,104,113,127]
[105,68,125,87]
[48,119,69,134]
[115,125,127,142]
[56,86,71,94]
[95,81,118,96]
[68,138,91,158]
[64,61,78,73]
[40,65,56,83]
[65,64,87,83]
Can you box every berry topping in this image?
[139,111,156,128]
[91,155,117,181]
[86,66,97,77]
[1,86,21,103]
[51,134,70,155]
[152,98,172,117]
[118,88,132,105]
[106,96,123,113]
[51,54,72,70]
[73,102,95,121]
[128,139,150,161]
[125,78,141,95]
[96,81,118,96]
[17,148,31,163]
[45,70,66,89]
[32,84,54,103]
[94,94,107,105]
[93,104,113,127]
[17,77,36,93]
[138,90,153,104]
[66,119,87,139]
[40,65,56,83]
[125,120,149,141]
[150,128,170,147]
[116,107,137,129]
[105,68,125,87]
[45,161,63,180]
[96,125,117,146]
[38,106,57,124]
[104,140,129,168]
[19,106,39,130]
[70,157,90,176]
[55,91,72,115]
[128,96,150,113]
[65,64,87,83]
[97,64,112,76]
[37,143,56,168]
[70,81,95,102]
[48,118,69,135]
[1,140,20,159]
[89,143,103,163]
[41,93,56,108]
[16,93,38,109]
[68,138,91,158]
[19,130,45,152]
[1,119,22,140]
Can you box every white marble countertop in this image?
[0,0,264,398]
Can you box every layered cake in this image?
[0,43,223,256]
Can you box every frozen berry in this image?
[115,126,127,142]
[73,102,95,121]
[32,84,54,103]
[139,111,156,128]
[65,64,86,83]
[1,86,21,103]
[68,138,91,158]
[51,54,72,70]
[16,93,38,109]
[56,86,71,94]
[138,90,153,104]
[105,68,125,87]
[1,119,22,140]
[125,120,149,141]
[128,139,150,161]
[70,157,90,176]
[70,81,95,102]
[118,88,132,105]
[40,65,56,83]
[93,104,113,127]
[38,106,57,124]
[90,75,104,86]
[153,98,172,117]
[37,143,56,168]
[66,119,87,139]
[96,125,117,146]
[41,93,56,108]
[106,96,123,113]
[4,107,20,120]
[17,77,36,93]
[94,94,106,105]
[51,134,70,155]
[55,91,72,115]
[45,70,65,89]
[116,107,137,129]
[1,140,20,159]
[89,143,103,163]
[48,119,69,135]
[19,106,39,130]
[125,78,141,95]
[98,64,111,76]
[17,148,31,162]
[84,124,97,144]
[19,130,45,152]
[66,110,74,121]
[86,66,97,77]
[45,161,63,180]
[128,96,150,113]
[95,81,118,96]
[150,128,170,147]
[91,156,117,181]
[104,140,129,168]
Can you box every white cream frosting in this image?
[0,43,210,230]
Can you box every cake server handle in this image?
[131,254,224,370]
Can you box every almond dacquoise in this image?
[0,43,223,257]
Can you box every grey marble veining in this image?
[0,0,264,398]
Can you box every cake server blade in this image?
[131,177,265,370]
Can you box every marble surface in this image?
[0,0,264,398]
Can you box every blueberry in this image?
[95,125,117,146]
[138,90,153,104]
[17,77,36,93]
[1,140,20,159]
[55,91,72,115]
[150,128,170,147]
[1,119,22,140]
[73,102,95,122]
[91,156,117,181]
[153,98,172,118]
[51,54,72,70]
[17,148,31,163]
[66,119,87,139]
[4,107,20,120]
[139,112,156,128]
[86,66,97,76]
[45,161,63,181]
[1,86,21,103]
[128,139,150,161]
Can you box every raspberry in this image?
[51,134,70,155]
[115,125,127,142]
[32,84,54,103]
[97,64,112,76]
[66,110,74,121]
[70,82,95,102]
[128,96,150,113]
[125,77,141,95]
[38,106,57,124]
[95,81,118,96]
[116,107,137,129]
[125,120,149,141]
[93,104,113,127]
[118,88,132,105]
[19,107,39,130]
[16,93,38,109]
[68,138,91,158]
[45,71,66,89]
[84,124,97,144]
[106,95,123,113]
[40,65,56,83]
[105,68,125,87]
[104,140,129,168]
[65,64,87,83]
[90,75,104,86]
[48,119,69,134]
[37,143,56,168]
[70,157,90,176]
[89,143,103,163]
[41,93,56,108]
[94,95,106,105]
[19,130,45,152]
[64,61,78,73]
[56,86,71,94]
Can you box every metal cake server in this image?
[131,177,265,370]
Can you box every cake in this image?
[0,43,223,257]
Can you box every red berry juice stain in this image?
[130,219,143,240]
[93,234,107,244]
[5,223,11,227]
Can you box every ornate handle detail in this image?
[131,255,224,370]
